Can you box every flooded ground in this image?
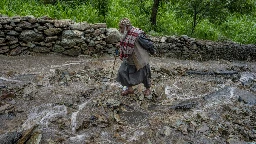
[0,53,256,144]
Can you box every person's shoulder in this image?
[133,27,142,30]
[134,27,145,33]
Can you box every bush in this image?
[193,19,223,41]
[220,14,256,44]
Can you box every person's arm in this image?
[119,47,124,60]
[116,41,124,60]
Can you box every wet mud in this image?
[0,54,256,143]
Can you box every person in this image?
[116,18,152,96]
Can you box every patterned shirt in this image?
[119,27,144,60]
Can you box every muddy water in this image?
[0,54,256,143]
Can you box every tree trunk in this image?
[150,0,160,26]
[191,6,197,35]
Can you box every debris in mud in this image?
[186,69,238,76]
[1,55,256,143]
[119,111,148,125]
[0,104,14,114]
[238,91,256,105]
[0,131,22,144]
[170,99,199,110]
[0,92,15,101]
[106,98,121,108]
[17,125,39,144]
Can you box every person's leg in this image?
[143,76,151,96]
[141,64,152,96]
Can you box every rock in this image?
[44,28,62,36]
[19,30,44,42]
[197,123,209,134]
[0,31,5,37]
[114,112,121,123]
[119,111,147,125]
[105,28,121,44]
[237,89,256,105]
[178,124,188,135]
[17,21,32,29]
[32,46,51,53]
[25,131,42,144]
[52,44,65,53]
[54,19,72,28]
[7,30,19,36]
[37,26,48,31]
[0,132,22,144]
[63,48,81,56]
[0,46,9,53]
[0,17,10,24]
[0,104,14,114]
[186,70,214,75]
[0,38,5,44]
[203,86,232,102]
[10,46,27,56]
[227,138,246,144]
[214,70,238,75]
[160,126,171,136]
[62,30,84,39]
[17,125,38,144]
[45,36,58,42]
[239,72,256,86]
[171,99,198,110]
[60,39,76,48]
[0,92,15,100]
[160,37,167,43]
[181,35,189,41]
[106,99,120,108]
[91,23,107,29]
[250,84,256,92]
[70,22,90,31]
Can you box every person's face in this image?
[119,25,125,34]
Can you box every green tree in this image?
[225,0,256,14]
[175,0,256,35]
[90,0,109,21]
[176,0,229,35]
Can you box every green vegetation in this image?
[0,0,255,44]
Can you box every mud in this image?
[0,54,256,143]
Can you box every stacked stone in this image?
[0,15,255,61]
[0,15,117,56]
[152,35,256,61]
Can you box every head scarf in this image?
[119,18,132,26]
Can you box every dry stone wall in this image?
[0,15,119,57]
[0,15,255,61]
[152,35,256,61]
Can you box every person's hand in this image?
[115,42,120,48]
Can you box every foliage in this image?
[225,0,256,14]
[220,14,256,44]
[0,0,255,44]
[193,19,223,41]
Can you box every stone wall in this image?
[0,15,255,61]
[0,15,118,56]
[152,35,256,61]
